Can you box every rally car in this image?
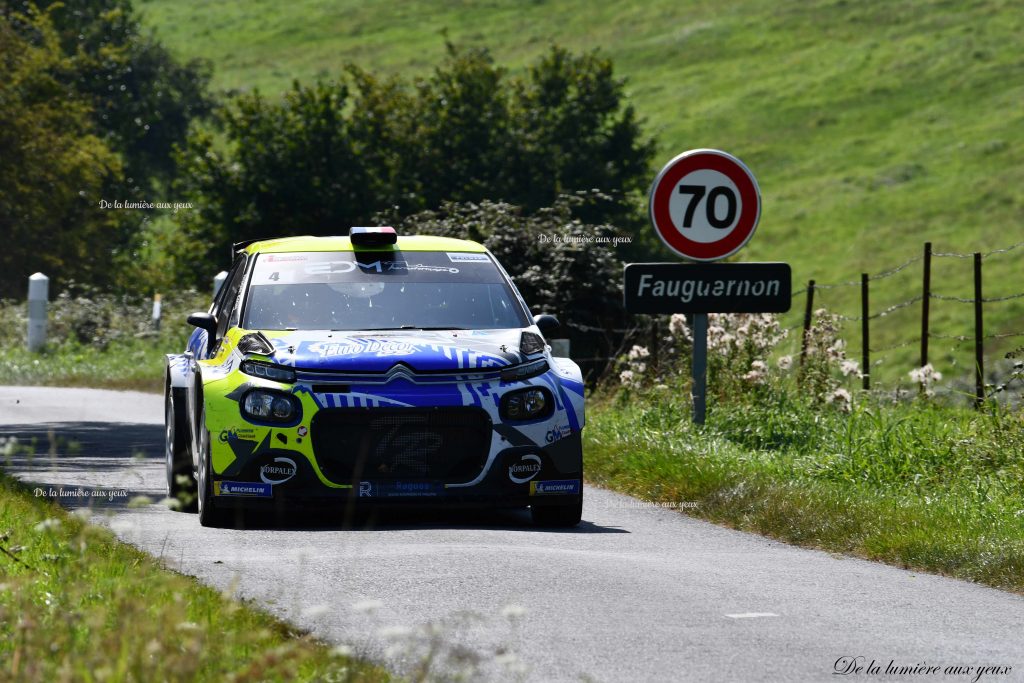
[164,227,585,528]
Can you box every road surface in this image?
[1,386,1022,682]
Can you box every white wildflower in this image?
[909,363,942,385]
[668,314,691,341]
[627,345,650,360]
[351,599,383,614]
[377,625,413,639]
[777,355,793,371]
[500,603,527,619]
[840,360,860,377]
[300,604,331,619]
[826,388,853,413]
[33,518,61,533]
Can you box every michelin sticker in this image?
[530,479,580,496]
[508,453,543,484]
[214,481,273,497]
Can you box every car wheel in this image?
[531,472,583,529]
[196,403,230,528]
[165,388,197,512]
[531,497,583,527]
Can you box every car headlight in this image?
[241,390,301,423]
[501,387,553,421]
[519,331,546,356]
[500,359,548,383]
[241,360,296,383]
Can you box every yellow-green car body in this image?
[164,230,585,527]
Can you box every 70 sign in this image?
[649,149,761,262]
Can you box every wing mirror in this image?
[532,314,560,335]
[187,312,218,355]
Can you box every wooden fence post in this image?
[799,279,816,369]
[861,273,870,391]
[920,241,931,369]
[974,252,984,408]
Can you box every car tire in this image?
[531,486,583,528]
[165,387,197,512]
[531,498,582,527]
[196,402,231,528]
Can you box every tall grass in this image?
[585,381,1024,591]
[0,288,206,392]
[0,471,388,682]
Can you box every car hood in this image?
[257,328,528,373]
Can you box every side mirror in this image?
[533,314,560,335]
[187,311,218,337]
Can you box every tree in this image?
[0,7,126,298]
[388,195,628,367]
[9,0,215,183]
[173,44,656,278]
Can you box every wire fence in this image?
[790,239,1024,406]
[561,239,1022,400]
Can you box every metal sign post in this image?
[625,148,788,425]
[691,313,708,424]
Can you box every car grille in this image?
[310,407,492,484]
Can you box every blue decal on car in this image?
[358,481,443,498]
[214,481,273,497]
[530,479,581,496]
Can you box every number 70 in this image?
[677,185,738,229]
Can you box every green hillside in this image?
[138,0,1024,382]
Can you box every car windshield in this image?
[242,251,528,331]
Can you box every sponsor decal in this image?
[358,481,441,498]
[259,456,297,485]
[508,453,543,484]
[297,425,308,437]
[308,339,418,358]
[447,252,490,263]
[529,479,581,496]
[303,260,459,276]
[219,427,257,443]
[545,424,571,444]
[213,481,273,497]
[265,254,308,262]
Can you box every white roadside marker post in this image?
[152,293,163,331]
[27,272,49,352]
[213,271,228,298]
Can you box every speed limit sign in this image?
[648,149,761,261]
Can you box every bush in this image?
[172,43,655,281]
[390,194,626,336]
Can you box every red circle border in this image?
[649,151,760,261]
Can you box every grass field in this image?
[584,385,1024,593]
[0,471,387,682]
[136,0,1024,380]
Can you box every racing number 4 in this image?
[677,184,738,229]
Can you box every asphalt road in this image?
[2,385,1023,682]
